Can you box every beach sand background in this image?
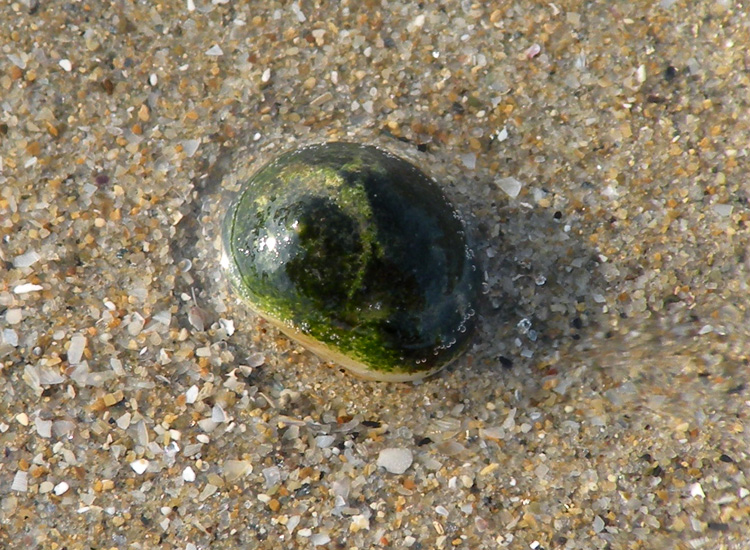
[1,1,749,548]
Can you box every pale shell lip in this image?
[244,299,444,383]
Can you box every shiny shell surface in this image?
[222,142,478,381]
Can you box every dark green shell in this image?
[222,142,478,381]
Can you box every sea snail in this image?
[221,142,479,381]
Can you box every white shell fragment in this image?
[130,458,150,475]
[183,466,196,482]
[13,283,43,294]
[219,318,235,336]
[53,481,70,495]
[377,448,413,474]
